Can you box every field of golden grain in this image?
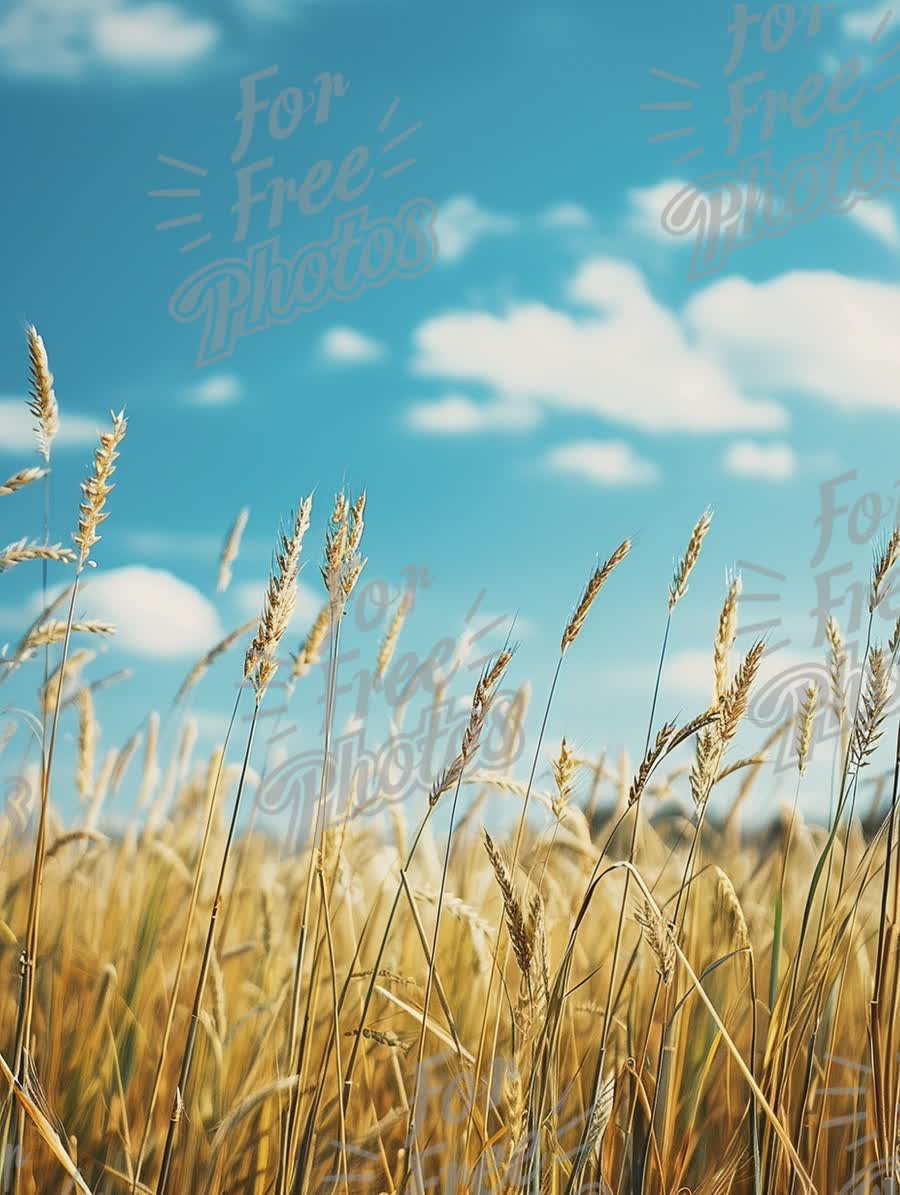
[1,327,899,1195]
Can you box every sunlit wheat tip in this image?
[551,736,575,817]
[0,466,48,497]
[851,645,890,768]
[669,506,713,611]
[26,325,59,462]
[796,682,818,776]
[714,570,742,701]
[561,538,631,654]
[245,494,313,699]
[635,900,676,986]
[73,409,127,569]
[216,507,249,594]
[719,639,765,744]
[871,527,900,612]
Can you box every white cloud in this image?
[435,196,517,264]
[848,197,900,247]
[320,326,387,365]
[186,373,242,406]
[627,178,691,242]
[546,439,660,486]
[235,579,321,628]
[842,3,894,38]
[93,3,218,67]
[412,257,786,434]
[0,0,219,77]
[724,440,796,481]
[0,399,100,455]
[541,203,592,229]
[685,270,900,415]
[406,394,538,435]
[54,567,224,658]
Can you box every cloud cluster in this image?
[0,0,219,77]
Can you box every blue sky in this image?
[2,0,900,828]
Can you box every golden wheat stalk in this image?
[551,736,575,817]
[669,507,713,611]
[871,527,900,612]
[245,495,313,699]
[714,570,742,701]
[289,602,331,685]
[174,618,255,706]
[75,687,96,802]
[376,589,413,681]
[25,620,115,649]
[73,410,127,570]
[562,539,631,654]
[0,466,48,497]
[26,325,59,462]
[796,682,818,776]
[217,507,249,593]
[0,539,75,572]
[635,899,676,986]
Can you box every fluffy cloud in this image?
[724,440,796,481]
[0,399,99,454]
[407,394,538,435]
[541,203,592,229]
[435,196,517,264]
[411,257,786,434]
[185,374,242,406]
[320,326,387,365]
[546,439,660,486]
[842,2,894,38]
[0,0,219,77]
[626,179,691,242]
[848,198,900,247]
[685,270,900,414]
[63,567,224,658]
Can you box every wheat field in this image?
[1,327,898,1195]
